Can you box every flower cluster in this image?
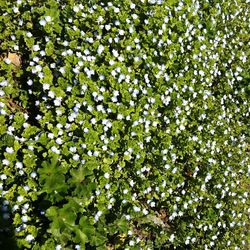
[0,0,249,249]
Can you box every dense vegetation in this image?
[0,0,249,249]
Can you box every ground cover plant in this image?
[0,0,250,249]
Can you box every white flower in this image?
[48,91,55,98]
[129,240,135,246]
[133,206,141,212]
[117,114,123,120]
[169,234,175,242]
[215,203,222,209]
[90,118,97,124]
[55,245,62,250]
[16,162,23,169]
[17,196,24,202]
[30,172,37,178]
[94,211,102,222]
[3,159,9,165]
[32,44,40,51]
[142,208,148,215]
[180,124,185,130]
[73,154,80,161]
[22,215,28,222]
[56,138,63,145]
[69,146,77,153]
[112,49,119,57]
[59,67,65,74]
[129,180,134,186]
[75,245,80,250]
[97,44,104,55]
[97,16,103,23]
[39,19,46,26]
[134,38,140,43]
[105,24,111,31]
[73,5,80,12]
[54,98,61,106]
[104,173,110,179]
[51,146,60,154]
[4,58,11,64]
[0,174,7,180]
[132,13,138,19]
[114,7,120,13]
[43,83,50,90]
[130,3,136,9]
[44,16,51,22]
[6,147,14,154]
[172,167,177,174]
[26,234,34,242]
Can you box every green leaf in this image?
[46,206,58,219]
[45,41,55,56]
[0,133,15,147]
[74,228,88,246]
[90,233,107,247]
[79,216,95,238]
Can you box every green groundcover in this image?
[0,0,249,249]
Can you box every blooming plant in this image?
[0,0,250,249]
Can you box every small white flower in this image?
[180,124,185,130]
[130,3,136,9]
[117,114,123,120]
[59,67,65,74]
[97,211,102,217]
[30,172,37,178]
[39,19,46,26]
[22,215,28,222]
[97,16,103,23]
[48,91,55,98]
[6,147,14,154]
[55,245,62,250]
[73,154,80,161]
[73,5,80,12]
[104,173,110,179]
[51,146,60,154]
[17,196,24,202]
[16,162,23,169]
[2,159,9,165]
[32,44,40,51]
[44,16,51,22]
[133,206,141,212]
[26,234,34,242]
[27,79,33,86]
[56,138,63,145]
[215,203,222,209]
[97,44,104,55]
[69,146,77,153]
[105,24,111,31]
[4,58,11,64]
[132,13,138,19]
[123,189,128,194]
[129,180,134,186]
[134,38,140,43]
[43,83,50,90]
[75,245,80,250]
[0,174,7,180]
[91,118,97,124]
[169,234,175,242]
[129,240,135,246]
[54,99,61,106]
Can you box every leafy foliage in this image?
[0,0,249,249]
